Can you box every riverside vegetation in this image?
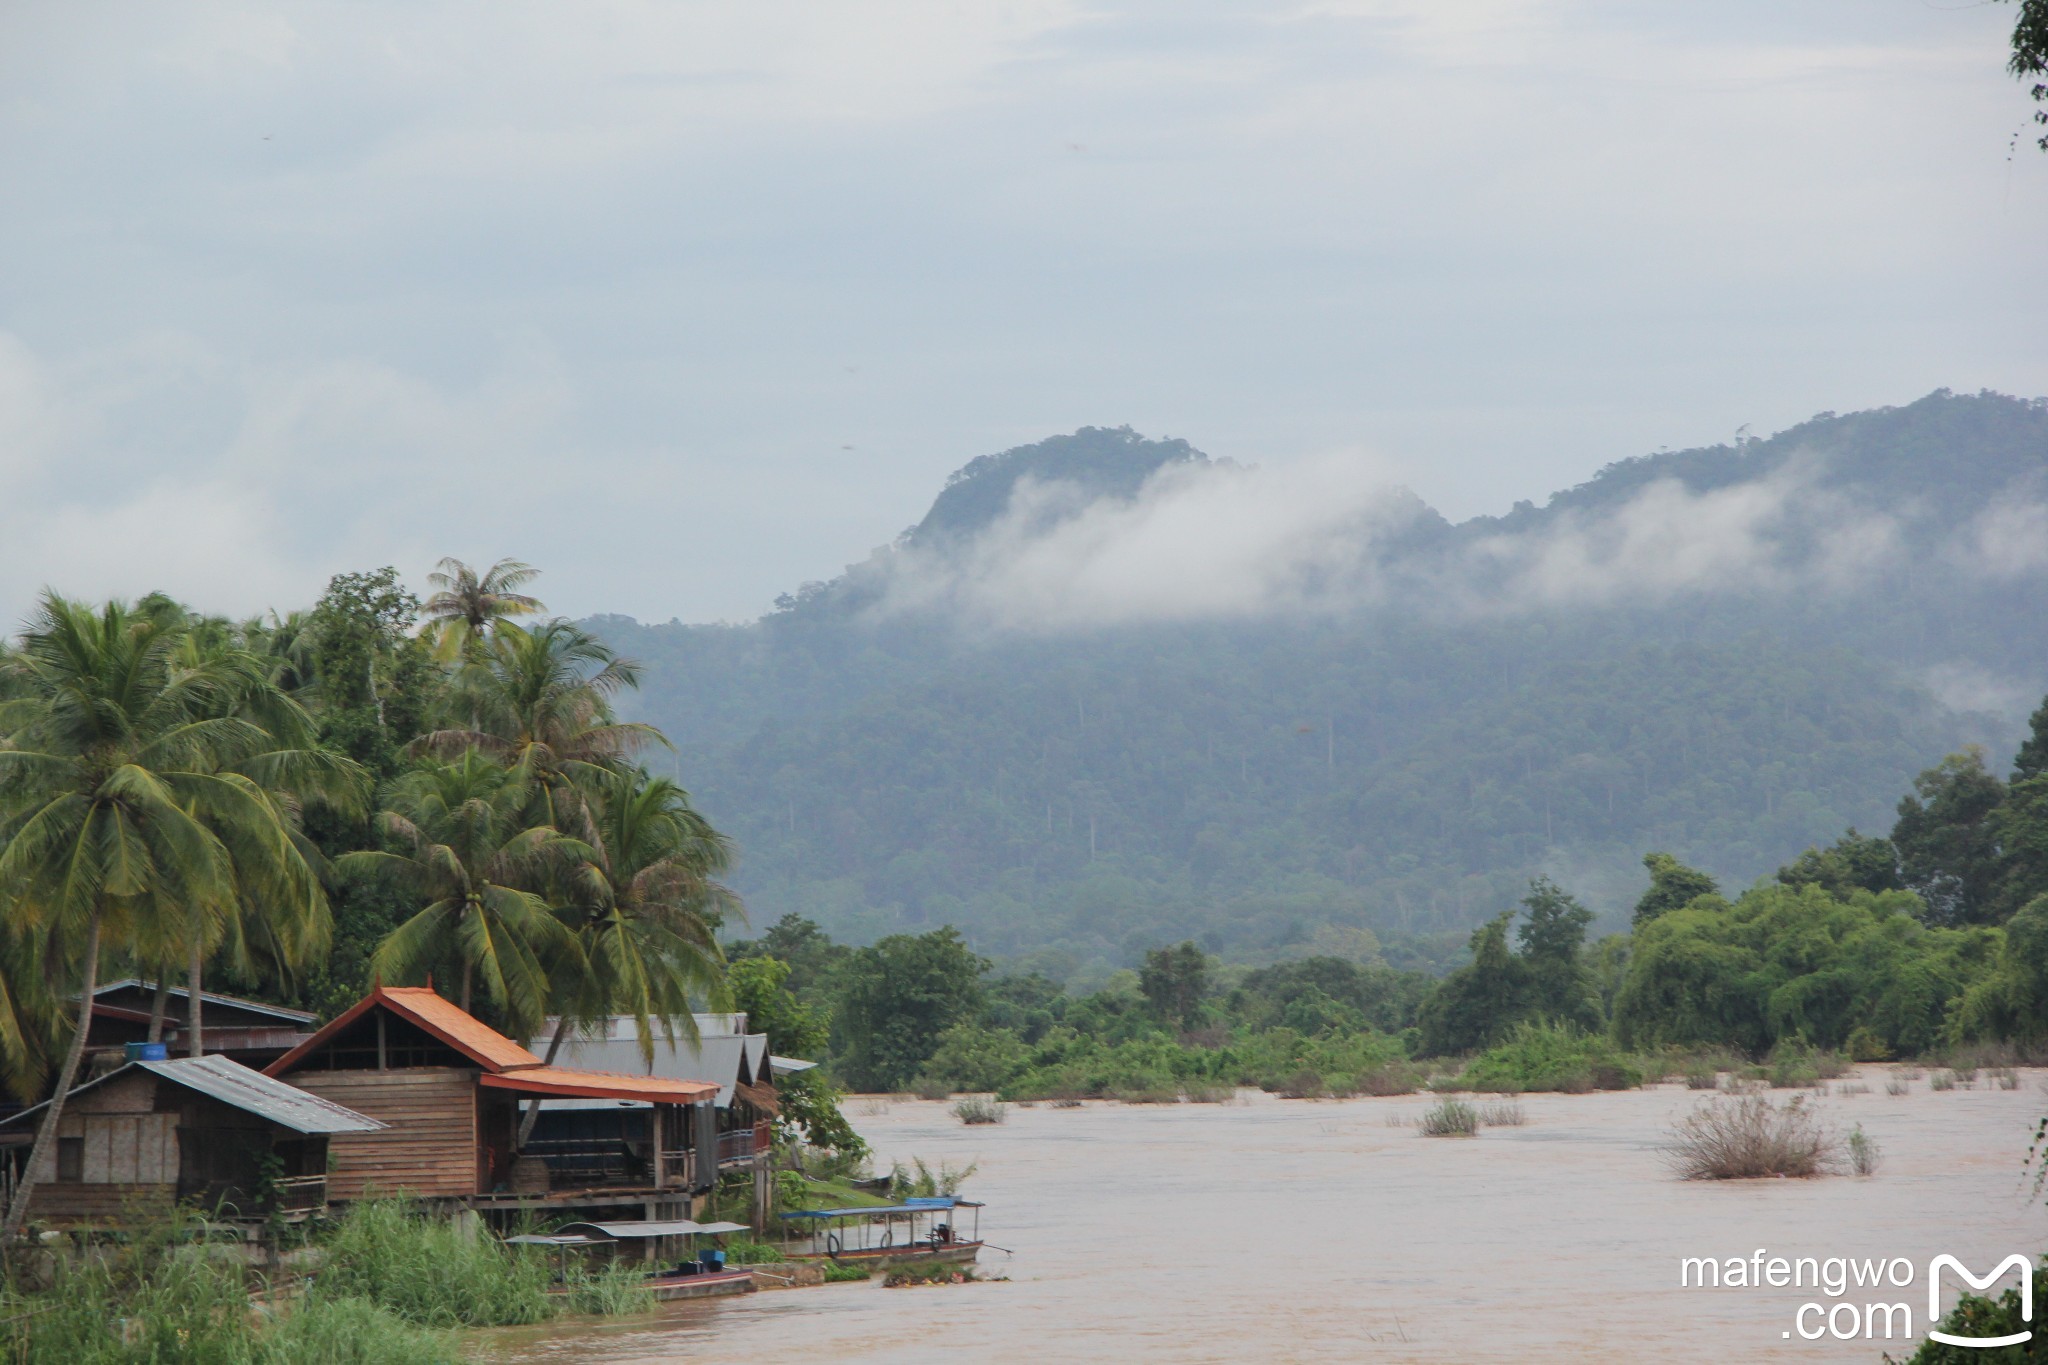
[727,698,2048,1113]
[0,1199,656,1363]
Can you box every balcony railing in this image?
[270,1174,327,1211]
[715,1129,756,1166]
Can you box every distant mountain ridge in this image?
[589,390,2048,983]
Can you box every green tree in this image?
[1776,828,1901,897]
[1415,914,1534,1055]
[1952,894,2048,1042]
[729,957,863,1154]
[1516,878,1600,1030]
[2007,0,2048,151]
[341,751,582,1030]
[421,557,544,662]
[833,927,989,1092]
[1138,941,1208,1031]
[306,568,434,778]
[0,596,346,1236]
[1893,749,2010,926]
[425,619,659,842]
[518,768,733,1146]
[1632,853,1720,927]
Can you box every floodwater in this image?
[481,1072,2048,1363]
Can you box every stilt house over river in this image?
[264,987,720,1229]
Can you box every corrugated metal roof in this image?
[266,986,543,1077]
[555,1219,751,1240]
[537,1022,764,1107]
[0,1055,384,1134]
[770,1056,818,1073]
[139,1056,386,1133]
[94,979,316,1024]
[477,1066,716,1104]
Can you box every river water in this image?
[481,1073,2048,1363]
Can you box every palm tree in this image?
[518,767,735,1146]
[163,621,364,1055]
[421,558,543,662]
[341,751,582,1031]
[0,596,341,1236]
[420,620,661,843]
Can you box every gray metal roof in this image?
[556,1219,751,1240]
[770,1055,817,1073]
[0,1055,384,1134]
[93,979,316,1024]
[535,1015,764,1107]
[139,1056,387,1133]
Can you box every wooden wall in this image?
[24,1071,178,1224]
[290,1069,478,1200]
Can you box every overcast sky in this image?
[1,0,2042,629]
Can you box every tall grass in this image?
[1666,1094,1841,1179]
[0,1204,455,1364]
[310,1199,554,1327]
[1420,1099,1479,1136]
[1846,1125,1881,1176]
[561,1261,656,1317]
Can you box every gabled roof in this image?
[94,980,316,1025]
[0,1056,384,1135]
[477,1067,716,1104]
[264,986,544,1078]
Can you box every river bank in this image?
[480,1071,2048,1363]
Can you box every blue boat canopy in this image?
[782,1196,984,1220]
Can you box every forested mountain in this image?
[589,390,2048,985]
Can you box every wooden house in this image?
[263,988,719,1215]
[0,1055,383,1226]
[87,980,318,1068]
[527,1012,781,1176]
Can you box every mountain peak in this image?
[906,426,1207,546]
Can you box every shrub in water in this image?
[1930,1070,1957,1091]
[1420,1098,1480,1136]
[1886,1075,1911,1096]
[1666,1094,1841,1179]
[1846,1124,1881,1176]
[951,1095,1008,1125]
[1477,1100,1527,1127]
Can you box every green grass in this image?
[560,1261,656,1317]
[310,1199,554,1328]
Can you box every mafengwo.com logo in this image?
[1678,1249,2033,1345]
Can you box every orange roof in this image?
[264,986,544,1078]
[478,1067,717,1104]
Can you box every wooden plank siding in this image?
[26,1183,174,1223]
[290,1069,478,1200]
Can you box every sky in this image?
[1,0,2043,629]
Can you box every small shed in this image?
[0,1055,383,1225]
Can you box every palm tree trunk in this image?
[186,939,205,1058]
[5,915,102,1242]
[459,960,472,1014]
[516,1016,573,1149]
[145,973,169,1045]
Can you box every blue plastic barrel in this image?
[124,1042,168,1062]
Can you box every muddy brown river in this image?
[480,1073,2048,1363]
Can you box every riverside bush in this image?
[1455,1022,1643,1093]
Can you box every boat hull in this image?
[789,1240,982,1269]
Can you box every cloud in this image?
[870,445,1925,631]
[876,451,1428,628]
[0,329,574,629]
[1962,498,2048,579]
